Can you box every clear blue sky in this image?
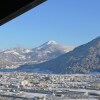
[0,0,100,49]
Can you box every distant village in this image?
[0,72,100,100]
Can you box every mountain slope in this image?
[18,37,100,74]
[30,40,74,63]
[0,40,74,69]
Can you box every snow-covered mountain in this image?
[19,37,100,74]
[0,41,74,69]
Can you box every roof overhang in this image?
[0,0,47,26]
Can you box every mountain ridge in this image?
[17,37,100,74]
[0,40,74,69]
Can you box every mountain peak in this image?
[36,40,58,50]
[46,40,57,45]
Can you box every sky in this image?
[0,0,100,49]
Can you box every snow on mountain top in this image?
[4,50,20,55]
[36,40,57,50]
[23,49,32,53]
[47,40,57,45]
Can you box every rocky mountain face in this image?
[0,41,74,69]
[18,37,100,74]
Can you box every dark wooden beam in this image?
[0,0,47,26]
